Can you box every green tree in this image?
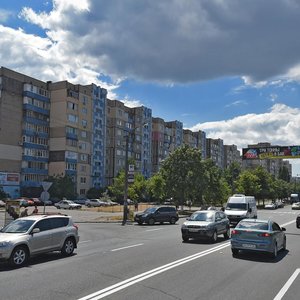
[86,187,106,199]
[203,159,230,205]
[128,173,147,202]
[235,170,261,197]
[46,175,76,200]
[146,173,166,203]
[224,162,241,194]
[278,166,291,182]
[253,166,273,205]
[108,170,126,202]
[160,145,203,209]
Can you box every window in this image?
[34,219,52,232]
[80,154,88,161]
[80,177,86,184]
[82,108,87,114]
[50,218,68,228]
[82,119,87,127]
[67,102,78,111]
[81,131,87,138]
[272,222,281,231]
[68,114,78,123]
[80,189,86,195]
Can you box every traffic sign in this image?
[41,181,53,191]
[40,191,50,202]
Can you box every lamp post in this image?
[122,135,129,226]
[122,123,148,225]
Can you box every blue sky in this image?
[1,0,300,174]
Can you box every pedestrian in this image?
[20,208,28,217]
[32,205,38,214]
[134,202,138,211]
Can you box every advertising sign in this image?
[4,200,20,226]
[243,145,300,160]
[0,172,20,185]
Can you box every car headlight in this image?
[0,241,11,247]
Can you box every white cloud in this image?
[189,103,300,150]
[0,9,13,23]
[120,96,144,108]
[0,0,298,86]
[225,100,247,107]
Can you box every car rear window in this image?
[50,217,69,228]
[237,221,269,230]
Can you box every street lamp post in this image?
[122,135,129,225]
[121,123,148,225]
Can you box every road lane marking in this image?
[280,220,295,227]
[78,219,295,300]
[273,268,300,300]
[111,243,144,252]
[78,242,230,300]
[79,240,92,244]
[145,228,163,232]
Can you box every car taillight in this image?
[258,232,271,237]
[231,230,240,235]
[73,224,78,230]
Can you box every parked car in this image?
[73,199,87,205]
[275,200,284,208]
[296,214,300,229]
[55,200,81,210]
[0,214,79,267]
[30,198,43,206]
[0,200,6,208]
[291,202,300,210]
[134,206,179,225]
[264,203,277,210]
[85,199,106,207]
[231,218,286,258]
[181,210,230,243]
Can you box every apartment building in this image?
[224,144,241,168]
[106,99,152,185]
[165,120,183,152]
[0,67,50,198]
[183,129,207,160]
[152,117,174,173]
[206,138,224,169]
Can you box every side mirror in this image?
[31,228,40,234]
[281,227,286,231]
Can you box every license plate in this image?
[242,243,256,249]
[189,228,200,232]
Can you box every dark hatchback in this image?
[134,206,179,225]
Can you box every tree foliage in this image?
[46,175,76,200]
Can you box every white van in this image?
[224,194,257,224]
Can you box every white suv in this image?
[85,199,106,207]
[0,214,79,267]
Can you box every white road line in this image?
[280,220,295,227]
[79,240,92,244]
[273,269,300,300]
[78,219,296,300]
[111,243,144,252]
[145,228,163,232]
[78,242,230,300]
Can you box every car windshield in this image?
[1,219,35,233]
[236,221,269,230]
[190,212,214,222]
[143,207,157,214]
[226,203,247,210]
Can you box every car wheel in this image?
[231,248,239,256]
[9,246,29,267]
[224,227,230,239]
[296,223,300,229]
[211,230,218,243]
[182,236,189,242]
[148,218,155,225]
[61,238,75,256]
[170,217,177,225]
[271,243,278,259]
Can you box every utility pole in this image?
[122,135,129,225]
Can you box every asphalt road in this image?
[0,206,300,300]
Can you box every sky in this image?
[1,0,300,175]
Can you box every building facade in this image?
[206,138,225,169]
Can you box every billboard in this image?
[0,172,20,185]
[243,145,300,160]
